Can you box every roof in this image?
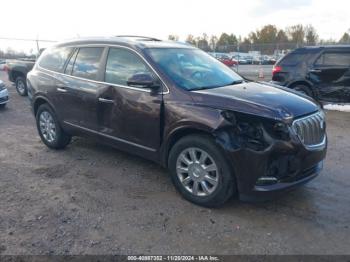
[305,45,350,48]
[294,45,350,52]
[55,36,193,50]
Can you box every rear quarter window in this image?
[315,52,350,66]
[39,47,73,72]
[279,52,305,66]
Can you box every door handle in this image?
[57,87,67,93]
[98,97,114,104]
[309,69,322,73]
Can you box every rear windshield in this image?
[279,52,305,66]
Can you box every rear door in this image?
[96,47,163,153]
[308,50,350,102]
[54,46,106,130]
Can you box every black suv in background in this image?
[27,37,327,207]
[272,46,350,102]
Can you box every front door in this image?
[308,50,350,102]
[97,47,163,155]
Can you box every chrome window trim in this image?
[64,121,157,152]
[292,111,326,150]
[37,44,170,94]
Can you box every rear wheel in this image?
[15,76,27,96]
[36,104,71,149]
[168,135,236,207]
[0,104,6,109]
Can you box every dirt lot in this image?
[0,71,349,255]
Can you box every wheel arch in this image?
[11,70,26,81]
[288,80,316,96]
[161,126,214,168]
[33,96,55,116]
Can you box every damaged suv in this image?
[27,36,327,207]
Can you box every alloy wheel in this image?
[17,80,26,94]
[39,111,57,143]
[176,147,219,197]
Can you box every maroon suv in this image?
[27,36,327,207]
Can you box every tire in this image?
[293,84,313,97]
[0,103,6,109]
[36,103,71,149]
[15,76,28,96]
[168,135,236,207]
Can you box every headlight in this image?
[236,121,268,150]
[0,83,5,91]
[272,122,290,140]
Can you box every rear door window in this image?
[315,52,350,67]
[39,47,73,72]
[279,52,304,66]
[64,49,78,75]
[71,47,104,80]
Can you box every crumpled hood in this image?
[191,81,319,121]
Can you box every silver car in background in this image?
[0,80,9,108]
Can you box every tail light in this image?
[272,65,282,75]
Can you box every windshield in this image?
[146,48,243,90]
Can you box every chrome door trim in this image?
[98,97,114,104]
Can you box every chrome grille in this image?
[292,111,326,149]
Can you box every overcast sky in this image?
[0,0,349,53]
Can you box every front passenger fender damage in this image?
[212,110,308,196]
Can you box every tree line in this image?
[169,24,350,54]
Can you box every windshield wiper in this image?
[226,80,244,85]
[190,80,244,91]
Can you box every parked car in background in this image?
[262,57,276,65]
[28,36,327,207]
[5,49,45,96]
[238,58,248,65]
[215,54,238,67]
[0,60,6,71]
[0,80,9,108]
[272,45,350,102]
[6,58,36,96]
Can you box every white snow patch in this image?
[324,104,350,112]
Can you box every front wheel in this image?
[36,104,71,149]
[15,76,28,96]
[168,135,236,207]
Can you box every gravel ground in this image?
[0,71,349,255]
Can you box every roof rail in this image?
[115,35,162,41]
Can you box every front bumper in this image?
[239,161,324,201]
[0,88,9,104]
[221,132,327,202]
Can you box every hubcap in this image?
[39,111,56,143]
[176,147,219,197]
[17,80,25,93]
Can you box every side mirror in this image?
[127,73,160,89]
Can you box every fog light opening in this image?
[256,177,278,186]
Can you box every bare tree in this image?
[209,35,218,52]
[168,35,179,41]
[339,29,350,44]
[287,24,305,47]
[185,34,197,46]
[305,24,319,45]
